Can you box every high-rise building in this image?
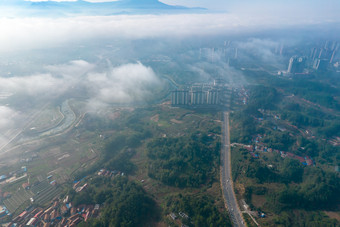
[206,90,220,105]
[313,58,329,72]
[171,85,224,108]
[318,48,333,60]
[287,56,306,74]
[280,44,284,56]
[171,90,189,105]
[191,91,206,105]
[310,47,318,60]
[330,50,336,63]
[324,40,330,50]
[330,41,338,51]
[318,48,323,59]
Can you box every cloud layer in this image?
[0,60,161,150]
[0,106,16,130]
[0,13,339,53]
[0,60,161,107]
[86,62,161,110]
[0,60,95,97]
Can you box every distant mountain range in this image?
[0,0,206,17]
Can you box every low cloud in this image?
[0,60,161,150]
[0,74,63,97]
[86,62,161,110]
[233,38,288,68]
[0,13,339,53]
[189,61,247,87]
[236,39,279,62]
[0,60,95,98]
[0,60,162,109]
[0,106,16,130]
[0,105,20,149]
[45,60,95,77]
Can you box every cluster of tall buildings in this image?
[312,59,329,72]
[287,41,339,74]
[310,41,338,63]
[171,87,221,107]
[287,56,306,74]
[198,40,238,66]
[310,41,338,72]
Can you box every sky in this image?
[23,0,340,13]
[161,0,340,11]
[1,0,340,53]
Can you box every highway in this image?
[221,112,245,227]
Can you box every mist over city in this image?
[0,1,339,227]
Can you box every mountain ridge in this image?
[0,0,207,17]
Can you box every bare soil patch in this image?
[170,119,183,124]
[324,211,340,222]
[150,114,159,123]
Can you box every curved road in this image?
[0,100,78,154]
[221,112,245,227]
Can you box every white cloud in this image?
[0,60,161,111]
[236,39,279,62]
[26,0,76,1]
[0,106,16,130]
[0,60,94,99]
[45,60,95,76]
[0,60,162,151]
[0,13,339,53]
[86,62,161,110]
[0,74,62,96]
[0,105,23,150]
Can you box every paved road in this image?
[221,112,245,227]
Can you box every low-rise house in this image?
[170,213,177,220]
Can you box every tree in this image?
[280,159,303,183]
